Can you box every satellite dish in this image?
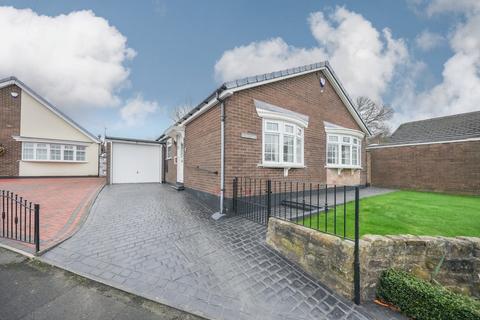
[11,91,19,98]
[319,77,326,88]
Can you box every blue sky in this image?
[1,0,479,139]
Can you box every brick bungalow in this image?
[367,111,480,195]
[157,62,371,212]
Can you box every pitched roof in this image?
[386,111,480,145]
[0,76,100,143]
[158,61,371,140]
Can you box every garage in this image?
[106,137,163,184]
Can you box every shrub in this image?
[377,269,480,320]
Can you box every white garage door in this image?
[111,142,162,184]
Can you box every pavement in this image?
[0,177,105,253]
[0,247,203,320]
[41,184,401,320]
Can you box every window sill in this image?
[258,163,306,169]
[325,165,362,170]
[21,160,88,163]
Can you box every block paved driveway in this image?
[42,184,379,320]
[0,178,105,253]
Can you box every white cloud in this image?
[392,0,480,126]
[214,7,408,102]
[425,0,480,16]
[120,95,159,127]
[415,30,444,51]
[0,6,135,109]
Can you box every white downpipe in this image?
[220,99,225,214]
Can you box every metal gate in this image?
[1,190,40,252]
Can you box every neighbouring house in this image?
[0,77,101,177]
[367,111,480,195]
[157,62,371,212]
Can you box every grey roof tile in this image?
[387,111,480,144]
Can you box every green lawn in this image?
[297,190,480,238]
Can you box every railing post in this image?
[232,177,238,214]
[353,186,360,305]
[34,204,40,253]
[266,180,272,223]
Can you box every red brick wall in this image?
[368,141,480,195]
[184,105,221,195]
[224,71,367,197]
[164,139,177,184]
[0,84,21,177]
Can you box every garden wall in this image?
[266,218,480,301]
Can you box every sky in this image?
[0,0,479,139]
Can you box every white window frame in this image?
[326,133,362,169]
[261,119,305,168]
[21,142,88,163]
[166,139,173,160]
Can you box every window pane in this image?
[76,146,86,161]
[50,144,61,160]
[283,135,294,163]
[327,143,338,164]
[353,138,357,144]
[297,128,303,136]
[343,136,350,143]
[341,145,351,165]
[64,145,74,161]
[296,137,302,164]
[266,122,279,131]
[285,124,294,134]
[352,146,358,166]
[36,144,48,160]
[264,133,279,162]
[328,135,338,142]
[23,143,34,160]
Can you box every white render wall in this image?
[18,90,99,176]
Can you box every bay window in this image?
[21,142,87,162]
[326,133,362,168]
[263,119,304,166]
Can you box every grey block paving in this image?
[42,184,385,320]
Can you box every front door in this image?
[176,134,184,183]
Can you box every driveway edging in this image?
[36,182,106,256]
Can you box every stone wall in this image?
[266,218,480,302]
[361,234,480,299]
[266,218,356,299]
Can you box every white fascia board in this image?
[366,137,480,149]
[3,79,100,143]
[180,90,233,126]
[107,139,162,147]
[322,69,371,136]
[12,136,92,146]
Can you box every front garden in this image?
[298,190,480,238]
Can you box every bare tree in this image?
[356,96,394,136]
[170,97,194,122]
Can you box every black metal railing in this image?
[232,177,361,304]
[1,190,40,252]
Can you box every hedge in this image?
[377,269,480,320]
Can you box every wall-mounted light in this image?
[11,91,19,98]
[319,77,326,88]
